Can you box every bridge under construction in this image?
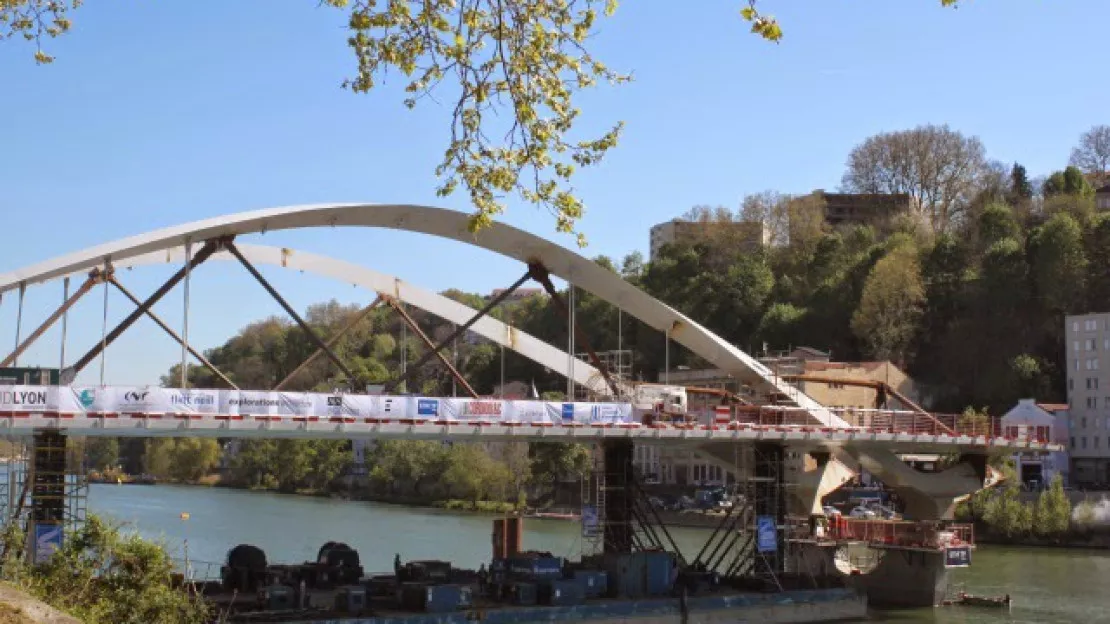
[0,203,1059,614]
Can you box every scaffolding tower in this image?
[0,432,88,564]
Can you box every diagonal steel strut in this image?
[384,294,478,399]
[107,275,238,389]
[528,262,622,398]
[224,241,358,386]
[383,269,534,395]
[68,239,224,377]
[274,297,384,391]
[0,271,102,368]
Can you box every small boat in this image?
[943,591,1012,609]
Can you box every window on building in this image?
[1087,320,1098,331]
[1071,436,1076,449]
[1075,341,1081,352]
[1096,359,1102,371]
[1087,378,1093,389]
[1082,436,1088,449]
[1036,426,1049,441]
[1087,339,1096,351]
[1082,417,1088,428]
[1076,359,1081,371]
[1073,321,1080,332]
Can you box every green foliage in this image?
[1032,476,1071,537]
[229,439,350,494]
[1043,166,1094,198]
[1,515,209,624]
[983,485,1032,539]
[142,439,221,483]
[85,438,119,472]
[957,406,990,437]
[851,243,924,363]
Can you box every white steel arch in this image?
[0,203,842,426]
[107,244,617,396]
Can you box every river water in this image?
[87,484,1110,623]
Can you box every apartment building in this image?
[818,191,915,230]
[1065,313,1110,487]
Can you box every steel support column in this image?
[0,272,101,368]
[383,269,533,395]
[383,295,478,399]
[68,239,223,377]
[274,297,384,391]
[107,275,238,389]
[528,263,621,397]
[224,242,357,386]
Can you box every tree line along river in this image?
[85,483,1110,623]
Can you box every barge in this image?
[198,521,867,624]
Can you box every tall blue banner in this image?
[33,524,62,564]
[756,515,777,553]
[581,505,599,538]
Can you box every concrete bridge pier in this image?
[788,543,951,607]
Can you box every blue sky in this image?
[1,0,1107,386]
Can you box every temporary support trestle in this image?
[225,242,357,386]
[107,274,238,389]
[66,238,226,378]
[383,295,478,399]
[0,272,102,368]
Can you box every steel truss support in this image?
[106,274,238,389]
[224,242,357,386]
[0,272,102,368]
[528,263,621,398]
[384,269,533,395]
[382,295,478,399]
[68,239,225,377]
[273,297,384,391]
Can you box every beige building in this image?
[794,361,920,409]
[648,219,769,261]
[1096,184,1110,212]
[1064,313,1110,487]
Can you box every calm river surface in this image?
[88,484,1110,623]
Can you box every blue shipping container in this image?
[539,578,585,606]
[573,570,608,598]
[643,552,675,596]
[400,583,469,613]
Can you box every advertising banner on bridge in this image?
[0,385,82,413]
[0,385,638,426]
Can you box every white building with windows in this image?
[1001,399,1069,487]
[1065,313,1110,487]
